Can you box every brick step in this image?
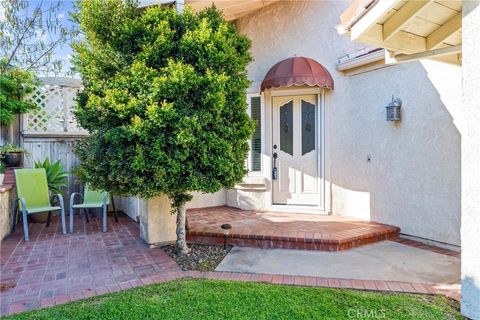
[187,227,400,251]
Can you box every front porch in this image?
[187,206,400,251]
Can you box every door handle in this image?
[272,152,278,180]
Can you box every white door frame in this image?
[264,87,326,214]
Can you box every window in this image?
[279,100,293,156]
[248,95,262,172]
[301,100,315,155]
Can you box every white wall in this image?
[461,1,480,317]
[235,0,462,245]
[186,190,226,209]
[115,190,226,221]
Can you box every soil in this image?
[162,243,232,271]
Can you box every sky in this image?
[1,0,78,76]
[53,1,77,76]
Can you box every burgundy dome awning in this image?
[260,57,334,92]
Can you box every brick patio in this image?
[0,212,181,316]
[187,206,400,251]
[0,208,461,317]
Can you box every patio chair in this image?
[69,186,118,233]
[12,168,66,241]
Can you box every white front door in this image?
[272,95,320,206]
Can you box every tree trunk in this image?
[176,204,190,254]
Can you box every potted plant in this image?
[0,162,5,186]
[0,144,28,167]
[31,158,68,222]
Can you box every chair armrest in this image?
[70,193,84,208]
[103,192,108,206]
[16,197,27,212]
[51,194,65,208]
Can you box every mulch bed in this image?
[162,243,232,271]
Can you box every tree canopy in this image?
[72,1,253,212]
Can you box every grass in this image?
[6,279,463,320]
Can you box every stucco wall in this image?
[115,190,226,246]
[235,0,461,245]
[461,1,480,318]
[116,190,226,221]
[186,190,226,209]
[0,188,14,240]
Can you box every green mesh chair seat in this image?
[72,203,107,209]
[27,206,62,214]
[69,185,118,233]
[13,168,66,241]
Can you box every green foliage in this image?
[5,279,463,320]
[72,1,254,207]
[0,162,5,174]
[34,158,68,195]
[0,143,28,156]
[0,61,39,125]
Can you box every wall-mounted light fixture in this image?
[386,95,402,121]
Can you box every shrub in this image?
[72,1,253,253]
[0,60,38,125]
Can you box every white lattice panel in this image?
[23,78,86,134]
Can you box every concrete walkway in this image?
[216,241,460,284]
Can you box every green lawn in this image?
[7,279,463,320]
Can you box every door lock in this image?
[272,152,278,180]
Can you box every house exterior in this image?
[334,0,479,318]
[128,0,463,250]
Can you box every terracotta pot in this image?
[4,152,23,167]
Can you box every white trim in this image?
[270,87,325,97]
[385,45,462,65]
[21,132,90,138]
[38,77,82,87]
[319,90,326,211]
[350,0,401,41]
[268,205,325,214]
[336,49,385,71]
[246,93,264,176]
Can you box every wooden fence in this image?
[1,77,87,202]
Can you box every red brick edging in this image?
[391,237,461,258]
[10,270,458,316]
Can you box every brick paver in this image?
[0,209,460,317]
[0,213,181,316]
[187,206,400,251]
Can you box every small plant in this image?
[34,158,68,194]
[0,144,29,167]
[0,144,28,156]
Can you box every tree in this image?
[0,0,78,75]
[72,0,253,254]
